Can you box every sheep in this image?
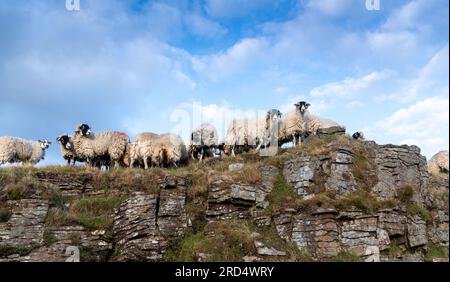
[279,101,310,147]
[304,114,342,137]
[263,109,282,148]
[279,101,343,147]
[151,133,188,167]
[56,134,83,166]
[72,124,130,168]
[223,109,282,156]
[0,136,51,166]
[57,134,113,168]
[428,150,449,176]
[135,132,159,144]
[127,141,155,169]
[124,132,188,168]
[188,123,219,161]
[124,132,159,169]
[352,132,365,140]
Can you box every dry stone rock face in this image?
[338,213,379,262]
[283,155,321,196]
[291,211,341,259]
[113,192,164,261]
[316,126,346,138]
[283,147,357,197]
[0,138,448,262]
[0,199,48,260]
[113,176,190,261]
[428,210,449,246]
[326,148,357,196]
[372,145,428,203]
[206,165,278,220]
[407,215,427,248]
[35,172,95,197]
[158,176,189,237]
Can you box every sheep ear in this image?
[306,103,311,108]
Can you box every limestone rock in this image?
[254,241,286,256]
[229,163,245,172]
[113,193,166,261]
[316,126,346,138]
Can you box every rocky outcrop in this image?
[0,173,189,262]
[0,136,448,262]
[206,165,278,220]
[372,144,429,203]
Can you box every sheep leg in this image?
[130,158,135,168]
[232,144,236,157]
[143,158,149,170]
[255,141,262,152]
[199,147,204,161]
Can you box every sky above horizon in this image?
[0,0,448,165]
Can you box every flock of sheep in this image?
[0,101,362,169]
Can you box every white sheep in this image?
[127,141,155,169]
[135,132,159,144]
[223,110,282,156]
[428,150,449,176]
[123,132,159,169]
[304,114,342,136]
[72,124,130,168]
[0,136,51,166]
[152,133,188,167]
[189,123,219,161]
[279,101,342,146]
[279,101,310,147]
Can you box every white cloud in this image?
[346,101,364,109]
[382,0,424,31]
[386,45,449,103]
[192,38,269,80]
[184,13,227,38]
[310,71,392,98]
[365,96,449,159]
[275,86,289,94]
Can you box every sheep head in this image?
[75,124,92,136]
[38,139,52,149]
[267,109,282,121]
[56,134,73,149]
[294,101,310,114]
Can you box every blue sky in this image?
[0,0,448,165]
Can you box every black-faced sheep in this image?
[56,134,83,166]
[279,101,310,146]
[72,124,130,168]
[0,136,51,166]
[352,132,365,140]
